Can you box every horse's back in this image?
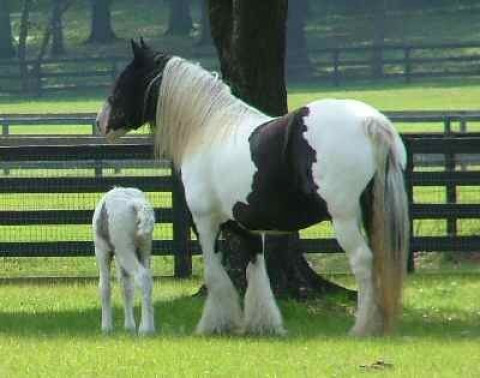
[303,99,401,216]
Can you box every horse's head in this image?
[96,38,170,142]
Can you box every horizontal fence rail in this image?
[2,41,480,94]
[1,112,480,276]
[2,110,480,136]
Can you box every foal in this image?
[92,187,156,334]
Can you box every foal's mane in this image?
[153,57,270,167]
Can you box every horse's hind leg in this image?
[243,234,285,335]
[331,215,383,336]
[195,216,242,334]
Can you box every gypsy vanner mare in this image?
[96,40,409,336]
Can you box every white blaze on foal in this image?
[92,187,156,334]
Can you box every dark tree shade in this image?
[371,0,386,78]
[165,0,193,36]
[206,0,354,300]
[196,0,213,46]
[286,0,312,81]
[0,0,15,58]
[86,0,117,44]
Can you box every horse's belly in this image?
[232,189,330,232]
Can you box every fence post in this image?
[111,59,118,81]
[332,48,340,87]
[404,46,412,83]
[371,44,384,79]
[2,121,9,136]
[405,138,415,273]
[444,117,457,237]
[171,166,192,278]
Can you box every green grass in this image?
[3,79,480,115]
[0,275,478,377]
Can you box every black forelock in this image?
[106,46,171,132]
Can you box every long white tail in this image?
[364,116,410,333]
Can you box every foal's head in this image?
[96,39,170,141]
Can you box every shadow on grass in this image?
[0,293,478,341]
[0,294,202,338]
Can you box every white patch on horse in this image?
[303,99,407,335]
[243,234,285,335]
[92,187,156,334]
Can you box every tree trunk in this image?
[195,0,212,46]
[165,0,192,36]
[18,0,33,93]
[371,0,386,78]
[206,0,355,300]
[86,0,117,44]
[286,0,312,81]
[51,0,65,56]
[0,0,15,58]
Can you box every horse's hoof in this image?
[101,327,113,334]
[242,324,287,337]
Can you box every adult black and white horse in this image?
[96,40,409,336]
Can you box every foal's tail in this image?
[363,115,410,334]
[132,200,156,238]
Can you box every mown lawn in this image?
[2,79,480,114]
[0,275,479,377]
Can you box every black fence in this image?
[1,112,480,277]
[309,42,480,86]
[1,42,480,94]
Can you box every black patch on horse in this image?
[232,107,330,231]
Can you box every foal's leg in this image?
[115,245,155,335]
[331,215,383,336]
[243,234,285,335]
[115,258,136,333]
[137,239,155,335]
[95,243,113,333]
[195,216,242,334]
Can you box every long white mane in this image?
[154,57,270,167]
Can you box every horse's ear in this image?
[131,39,142,61]
[140,37,148,49]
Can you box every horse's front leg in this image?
[243,234,285,335]
[194,216,242,334]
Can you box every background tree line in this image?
[2,0,479,60]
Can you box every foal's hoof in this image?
[195,320,241,336]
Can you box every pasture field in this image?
[2,79,480,114]
[0,275,479,377]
